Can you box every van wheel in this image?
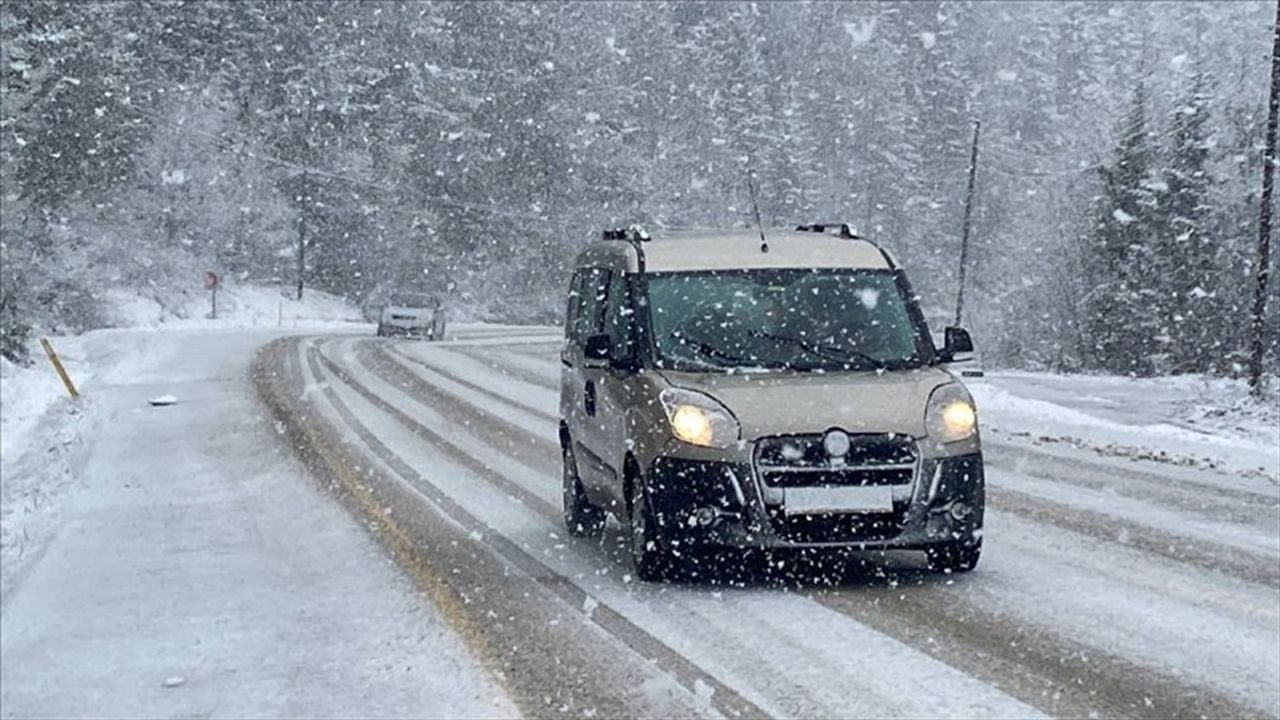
[562,446,604,537]
[627,476,671,582]
[926,539,982,573]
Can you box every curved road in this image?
[253,328,1280,719]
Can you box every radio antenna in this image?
[747,173,768,253]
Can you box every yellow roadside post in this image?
[40,337,79,400]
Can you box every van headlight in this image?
[925,384,978,444]
[659,388,740,449]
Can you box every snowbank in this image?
[103,283,364,330]
[0,340,88,468]
[969,371,1279,481]
[1,285,368,583]
[0,338,88,585]
[3,284,364,463]
[2,329,518,717]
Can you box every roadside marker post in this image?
[40,337,79,400]
[205,271,221,319]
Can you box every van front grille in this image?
[754,433,918,543]
[754,433,917,489]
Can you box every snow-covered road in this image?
[4,325,1275,719]
[0,329,515,719]
[251,328,1279,719]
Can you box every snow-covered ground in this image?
[0,285,369,581]
[0,289,514,718]
[970,371,1279,481]
[1,284,362,456]
[0,344,90,592]
[102,283,363,331]
[0,346,84,469]
[4,304,1278,717]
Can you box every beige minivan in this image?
[559,224,983,581]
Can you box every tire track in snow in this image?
[385,343,559,423]
[458,345,564,388]
[989,485,1278,586]
[444,343,565,392]
[811,580,1266,720]
[984,437,1279,505]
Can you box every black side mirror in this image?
[939,326,974,362]
[583,333,613,367]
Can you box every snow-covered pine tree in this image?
[1159,62,1218,373]
[1086,81,1161,375]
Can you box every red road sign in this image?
[205,271,220,290]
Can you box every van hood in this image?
[658,367,954,440]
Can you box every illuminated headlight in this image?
[659,388,740,449]
[925,383,978,444]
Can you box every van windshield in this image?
[642,269,932,373]
[389,293,434,307]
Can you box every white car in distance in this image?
[376,292,447,340]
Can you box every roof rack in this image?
[601,224,651,242]
[602,224,651,273]
[796,222,899,269]
[795,223,862,239]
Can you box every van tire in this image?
[926,539,982,573]
[627,477,672,582]
[562,446,604,538]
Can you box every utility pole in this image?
[954,119,981,327]
[1249,0,1280,397]
[297,167,307,301]
[297,95,312,302]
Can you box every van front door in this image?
[563,267,613,502]
[586,270,638,510]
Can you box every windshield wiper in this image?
[747,329,886,370]
[670,333,758,368]
[689,339,759,366]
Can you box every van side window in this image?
[603,271,634,360]
[565,270,585,341]
[571,268,610,344]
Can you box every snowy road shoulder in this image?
[0,329,514,719]
[969,371,1280,482]
[0,285,371,588]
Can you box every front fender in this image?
[622,374,673,471]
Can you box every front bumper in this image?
[644,453,984,552]
[380,319,434,336]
